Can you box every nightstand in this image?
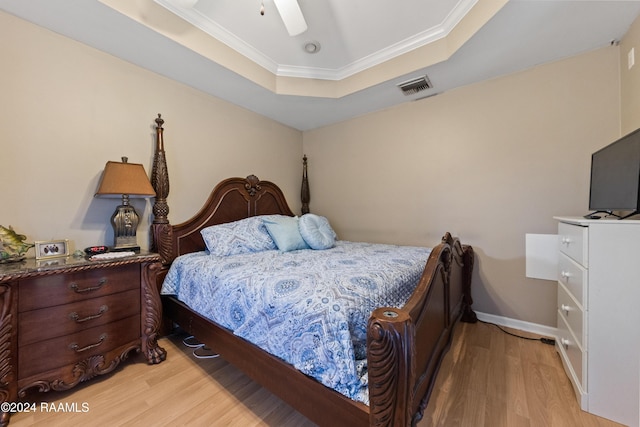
[0,252,166,426]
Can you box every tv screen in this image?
[588,128,640,218]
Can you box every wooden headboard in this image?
[149,115,301,265]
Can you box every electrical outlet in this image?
[629,47,635,70]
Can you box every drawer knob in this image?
[69,333,107,353]
[560,271,571,281]
[70,278,107,293]
[561,304,571,316]
[561,338,570,350]
[69,305,108,323]
[561,236,572,245]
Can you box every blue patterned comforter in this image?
[161,241,431,404]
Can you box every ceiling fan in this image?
[175,0,308,37]
[270,0,308,36]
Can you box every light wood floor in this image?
[10,321,623,426]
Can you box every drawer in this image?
[18,315,140,379]
[557,253,587,307]
[558,222,588,267]
[18,289,140,346]
[557,312,586,392]
[19,264,139,312]
[557,283,585,347]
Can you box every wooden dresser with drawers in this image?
[0,252,166,426]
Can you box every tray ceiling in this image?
[1,0,639,130]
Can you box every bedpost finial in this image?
[442,232,454,245]
[155,114,164,129]
[301,155,310,215]
[151,113,170,229]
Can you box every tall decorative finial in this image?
[301,155,310,214]
[151,114,172,261]
[151,114,169,225]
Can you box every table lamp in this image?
[95,157,156,252]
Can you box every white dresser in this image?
[555,216,640,427]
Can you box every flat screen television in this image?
[587,127,640,219]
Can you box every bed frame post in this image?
[461,245,477,323]
[301,155,310,214]
[150,114,174,265]
[368,309,414,426]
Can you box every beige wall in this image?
[1,9,631,328]
[0,11,302,254]
[303,47,621,326]
[621,13,640,134]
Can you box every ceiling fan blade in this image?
[273,0,308,36]
[174,0,199,7]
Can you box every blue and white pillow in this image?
[262,215,310,252]
[201,216,276,257]
[299,214,337,250]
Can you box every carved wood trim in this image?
[148,118,309,265]
[0,284,13,407]
[244,174,262,196]
[17,344,139,397]
[141,262,166,364]
[301,155,310,214]
[461,245,477,323]
[151,114,171,264]
[446,233,465,268]
[151,222,175,266]
[440,234,476,324]
[152,175,295,264]
[151,114,169,226]
[368,308,414,427]
[0,255,160,284]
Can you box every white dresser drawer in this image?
[558,253,587,307]
[557,282,585,347]
[558,222,588,267]
[557,312,586,393]
[554,217,640,426]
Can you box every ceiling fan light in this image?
[273,0,308,36]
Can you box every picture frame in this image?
[35,239,69,260]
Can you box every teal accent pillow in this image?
[263,215,310,252]
[299,214,337,250]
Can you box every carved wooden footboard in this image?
[368,233,474,426]
[149,115,475,426]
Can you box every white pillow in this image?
[298,214,337,250]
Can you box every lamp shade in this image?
[95,158,156,198]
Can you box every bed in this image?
[149,114,477,426]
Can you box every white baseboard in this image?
[475,311,558,339]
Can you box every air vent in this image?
[397,75,433,96]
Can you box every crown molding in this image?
[154,0,478,81]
